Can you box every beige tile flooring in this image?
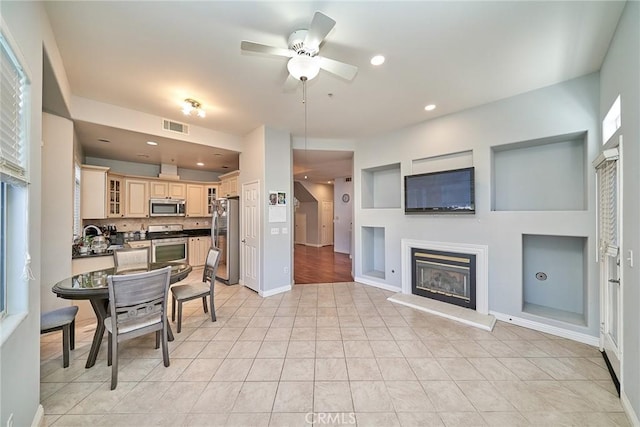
[40,270,631,426]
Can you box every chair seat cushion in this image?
[171,282,209,301]
[41,306,79,331]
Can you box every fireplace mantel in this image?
[401,239,489,315]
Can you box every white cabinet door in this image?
[169,182,187,199]
[186,184,205,217]
[81,165,109,219]
[149,181,168,198]
[125,179,149,217]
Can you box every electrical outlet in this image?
[284,266,289,274]
[282,227,288,234]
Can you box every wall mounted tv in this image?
[404,167,475,214]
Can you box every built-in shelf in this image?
[361,163,401,209]
[522,234,587,326]
[492,132,587,211]
[361,226,385,279]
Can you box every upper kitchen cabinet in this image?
[169,182,187,199]
[186,184,205,217]
[149,181,186,199]
[206,184,218,215]
[219,170,239,198]
[107,174,125,218]
[81,165,109,219]
[125,178,149,217]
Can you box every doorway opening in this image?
[292,149,353,284]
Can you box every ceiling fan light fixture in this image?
[287,55,320,81]
[182,98,206,117]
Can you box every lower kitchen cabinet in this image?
[188,236,212,267]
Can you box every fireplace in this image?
[411,248,476,310]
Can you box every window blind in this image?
[597,158,618,257]
[0,33,27,184]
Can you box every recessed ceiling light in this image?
[196,162,204,166]
[425,104,436,111]
[370,55,385,66]
[146,141,158,146]
[304,175,308,179]
[97,138,110,143]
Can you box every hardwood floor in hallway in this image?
[294,244,353,284]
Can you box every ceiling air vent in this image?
[162,118,189,135]
[345,177,352,182]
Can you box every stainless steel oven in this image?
[148,224,188,263]
[151,237,188,263]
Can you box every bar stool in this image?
[40,306,79,368]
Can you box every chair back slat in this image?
[203,247,221,285]
[107,266,171,334]
[113,247,150,273]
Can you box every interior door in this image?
[321,201,334,246]
[295,212,307,244]
[596,148,621,382]
[241,181,260,292]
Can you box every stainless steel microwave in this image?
[149,198,186,217]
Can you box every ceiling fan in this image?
[241,11,358,89]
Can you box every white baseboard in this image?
[31,404,44,427]
[260,284,292,297]
[490,311,599,346]
[353,276,401,293]
[621,390,640,427]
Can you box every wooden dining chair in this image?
[105,266,172,390]
[113,247,150,273]
[171,247,220,333]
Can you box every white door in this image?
[295,212,307,244]
[596,148,622,381]
[321,201,334,246]
[241,181,260,292]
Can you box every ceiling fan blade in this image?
[304,11,336,50]
[317,56,358,81]
[240,41,294,58]
[283,74,300,92]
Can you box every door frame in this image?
[595,143,623,391]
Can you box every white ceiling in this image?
[43,1,625,181]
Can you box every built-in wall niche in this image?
[522,234,587,326]
[492,132,587,211]
[361,163,401,209]
[361,226,385,279]
[411,150,473,175]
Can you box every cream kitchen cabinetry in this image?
[107,174,125,217]
[81,165,109,219]
[206,184,218,215]
[188,236,212,267]
[124,178,149,217]
[186,184,205,217]
[150,181,186,199]
[219,170,239,198]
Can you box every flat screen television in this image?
[404,167,475,214]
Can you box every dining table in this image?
[52,261,192,368]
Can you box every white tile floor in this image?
[40,269,630,426]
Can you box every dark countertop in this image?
[72,250,114,260]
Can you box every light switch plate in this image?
[271,227,279,235]
[282,227,288,234]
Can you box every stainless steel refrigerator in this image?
[212,197,239,285]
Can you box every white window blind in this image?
[0,32,27,184]
[597,158,618,257]
[74,163,81,238]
